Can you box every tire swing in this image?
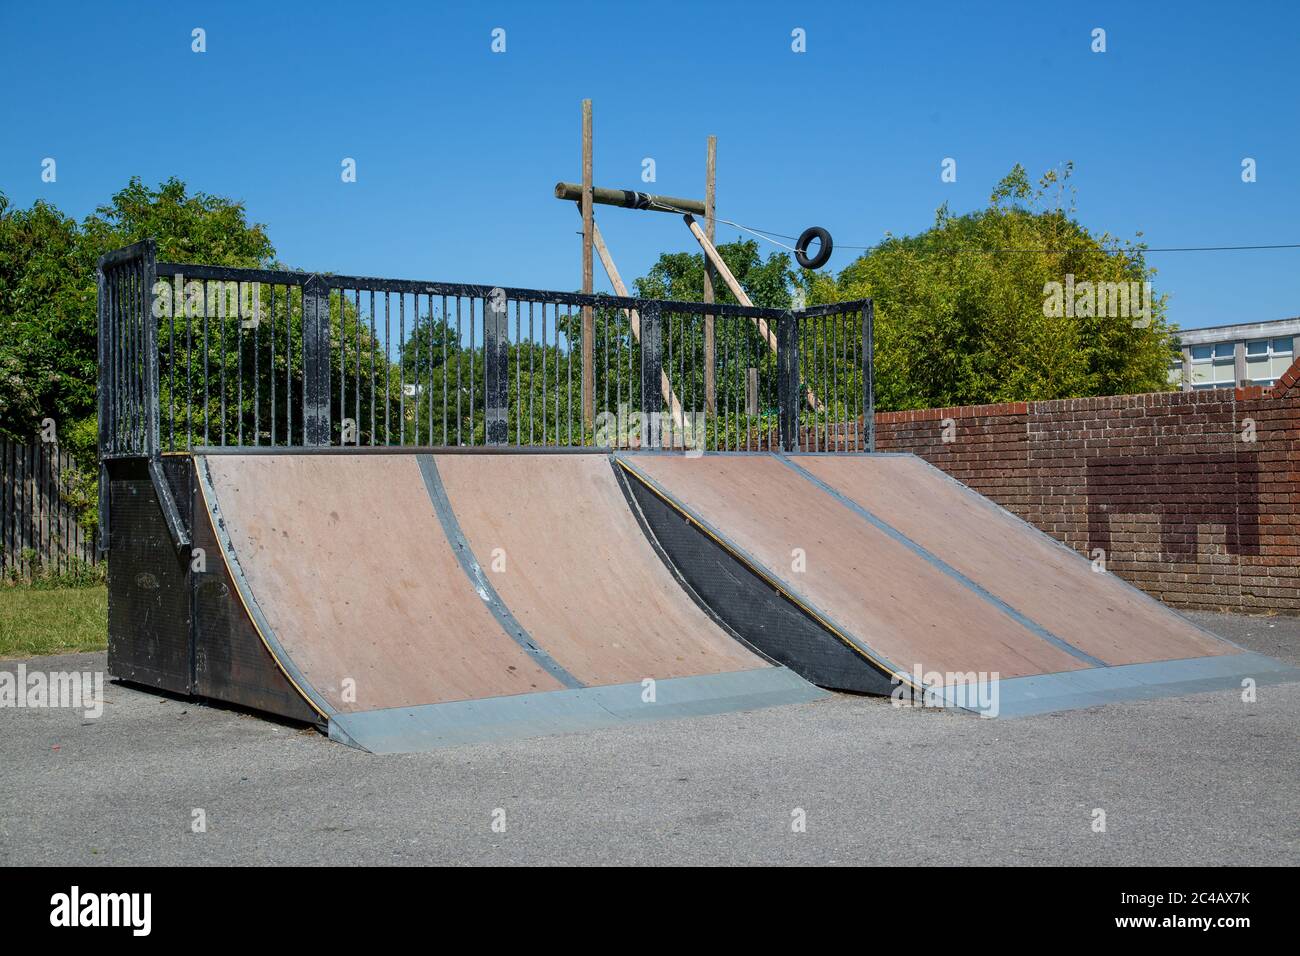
[794,226,833,270]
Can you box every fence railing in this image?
[97,241,874,458]
[1,440,97,578]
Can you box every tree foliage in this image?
[803,164,1177,410]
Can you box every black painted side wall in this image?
[106,459,192,694]
[106,456,319,725]
[616,462,894,695]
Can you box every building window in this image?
[1245,337,1294,384]
[1190,341,1236,387]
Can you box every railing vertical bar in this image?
[285,284,293,445]
[864,300,875,453]
[452,297,460,445]
[236,282,245,446]
[367,292,375,445]
[566,307,573,447]
[218,278,227,447]
[269,286,277,446]
[168,278,176,451]
[399,292,406,446]
[353,290,362,446]
[528,302,535,446]
[473,299,483,447]
[382,291,391,446]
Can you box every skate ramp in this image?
[615,452,1299,717]
[195,452,822,752]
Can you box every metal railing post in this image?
[778,310,799,452]
[301,275,331,446]
[640,302,662,450]
[863,300,875,453]
[142,239,160,458]
[484,292,509,445]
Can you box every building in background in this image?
[1169,317,1298,390]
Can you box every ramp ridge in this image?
[776,454,1108,669]
[416,455,584,690]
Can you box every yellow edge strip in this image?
[613,456,923,695]
[192,457,331,722]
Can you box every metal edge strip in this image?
[328,666,826,753]
[776,454,1108,669]
[193,455,334,720]
[883,452,1250,653]
[975,651,1300,718]
[607,456,781,667]
[611,452,924,696]
[415,454,583,690]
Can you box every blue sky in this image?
[2,0,1296,330]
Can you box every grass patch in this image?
[0,585,108,658]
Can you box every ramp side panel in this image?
[433,454,766,686]
[619,464,895,694]
[797,455,1233,666]
[201,454,567,713]
[623,454,1088,680]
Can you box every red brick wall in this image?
[872,360,1300,614]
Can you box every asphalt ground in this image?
[1,611,1296,866]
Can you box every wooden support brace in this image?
[682,214,822,412]
[582,209,686,433]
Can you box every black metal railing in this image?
[97,241,874,460]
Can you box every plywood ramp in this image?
[433,454,764,684]
[195,452,821,752]
[619,454,1090,680]
[792,454,1234,665]
[200,454,566,715]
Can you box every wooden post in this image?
[554,183,706,215]
[581,99,595,433]
[704,136,716,414]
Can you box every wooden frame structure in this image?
[558,100,820,419]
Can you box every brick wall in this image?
[872,359,1300,614]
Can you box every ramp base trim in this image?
[328,667,826,753]
[941,651,1300,718]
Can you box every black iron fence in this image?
[97,241,873,459]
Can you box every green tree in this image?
[0,178,280,535]
[806,164,1178,411]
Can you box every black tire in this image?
[794,226,833,270]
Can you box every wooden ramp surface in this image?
[196,453,821,752]
[616,451,1293,717]
[792,454,1232,666]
